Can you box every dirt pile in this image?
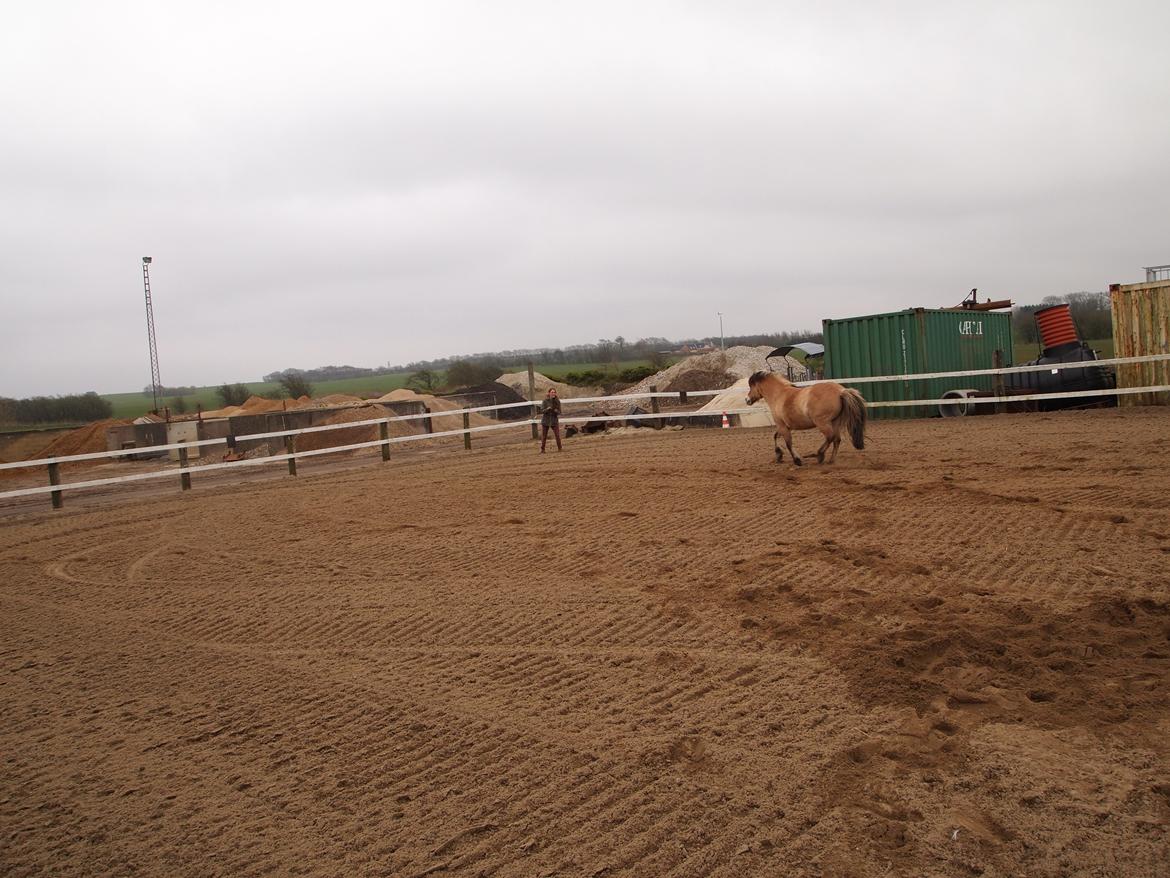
[38,419,131,459]
[0,430,67,464]
[663,367,739,393]
[239,395,285,414]
[496,371,601,399]
[374,389,496,429]
[446,382,531,420]
[624,346,806,398]
[697,376,773,426]
[295,405,419,453]
[201,394,361,419]
[315,393,364,407]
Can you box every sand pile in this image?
[378,388,426,403]
[295,405,419,453]
[297,392,501,454]
[0,430,65,465]
[662,367,739,393]
[203,394,357,418]
[315,393,364,407]
[698,376,774,427]
[374,389,496,429]
[38,419,131,459]
[496,371,601,399]
[239,395,285,414]
[623,346,807,398]
[444,382,531,420]
[193,395,286,419]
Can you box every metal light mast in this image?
[142,257,162,413]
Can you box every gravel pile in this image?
[621,346,807,399]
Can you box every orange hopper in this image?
[1034,303,1079,350]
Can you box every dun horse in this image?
[744,371,867,466]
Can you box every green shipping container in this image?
[822,308,1014,419]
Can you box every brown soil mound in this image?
[316,393,364,406]
[624,345,807,397]
[0,430,69,464]
[448,381,528,405]
[239,395,285,414]
[496,371,601,399]
[663,368,738,393]
[38,419,130,459]
[378,388,422,403]
[446,382,531,420]
[374,389,496,429]
[295,406,419,453]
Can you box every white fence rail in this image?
[2,353,1168,508]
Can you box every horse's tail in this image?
[836,388,867,450]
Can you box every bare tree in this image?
[407,369,441,393]
[279,373,313,399]
[217,383,250,406]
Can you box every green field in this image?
[103,373,416,420]
[1012,337,1113,363]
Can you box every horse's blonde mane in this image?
[749,370,791,388]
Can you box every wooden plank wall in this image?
[1110,281,1170,406]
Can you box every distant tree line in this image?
[142,383,201,397]
[1012,292,1111,345]
[390,330,824,375]
[0,392,113,426]
[262,365,397,383]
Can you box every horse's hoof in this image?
[793,458,803,467]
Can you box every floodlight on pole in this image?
[717,312,724,352]
[142,257,162,414]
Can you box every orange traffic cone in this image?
[721,412,730,429]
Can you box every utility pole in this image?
[717,312,724,352]
[142,257,162,414]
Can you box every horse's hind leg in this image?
[814,423,836,464]
[772,430,783,463]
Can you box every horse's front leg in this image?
[777,425,802,466]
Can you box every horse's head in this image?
[745,370,769,406]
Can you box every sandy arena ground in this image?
[2,408,1168,877]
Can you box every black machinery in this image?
[1004,303,1115,410]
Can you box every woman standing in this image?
[540,388,563,453]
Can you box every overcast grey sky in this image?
[2,1,1168,397]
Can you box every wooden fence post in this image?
[48,462,62,510]
[649,385,662,429]
[178,446,191,491]
[993,350,1006,415]
[380,421,390,461]
[528,361,538,440]
[463,412,472,449]
[285,434,297,476]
